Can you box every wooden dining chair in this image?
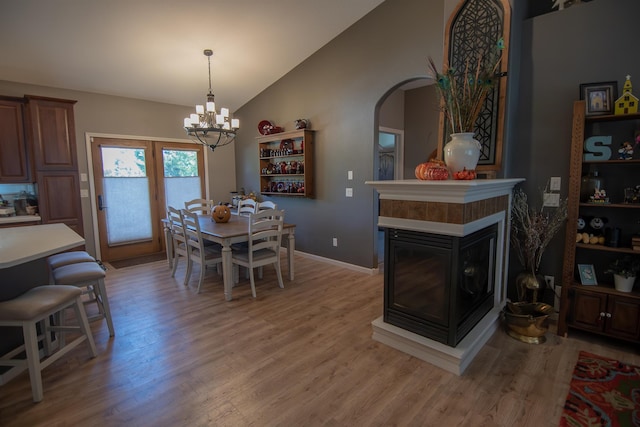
[167,206,191,285]
[237,198,257,216]
[231,209,285,298]
[256,200,277,212]
[180,209,223,293]
[184,198,213,216]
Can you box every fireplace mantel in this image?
[366,178,524,375]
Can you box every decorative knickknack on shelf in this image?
[443,132,481,173]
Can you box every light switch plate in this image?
[346,188,353,197]
[543,192,560,207]
[550,177,561,191]
[348,171,353,180]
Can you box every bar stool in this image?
[0,285,97,402]
[52,262,115,337]
[47,251,96,270]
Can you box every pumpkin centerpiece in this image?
[414,159,449,181]
[211,203,231,223]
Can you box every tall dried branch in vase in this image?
[510,188,568,278]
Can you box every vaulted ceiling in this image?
[0,0,384,110]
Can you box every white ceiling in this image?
[0,0,385,111]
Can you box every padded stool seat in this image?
[47,251,96,270]
[0,285,97,402]
[52,262,114,337]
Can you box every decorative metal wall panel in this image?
[448,0,504,165]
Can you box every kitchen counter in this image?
[0,215,41,225]
[0,223,84,269]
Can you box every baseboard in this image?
[288,249,380,275]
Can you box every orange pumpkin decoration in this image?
[211,203,231,223]
[415,159,449,181]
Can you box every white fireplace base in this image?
[366,178,523,376]
[372,307,501,375]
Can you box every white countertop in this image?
[0,215,41,225]
[0,223,84,268]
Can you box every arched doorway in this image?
[373,78,439,267]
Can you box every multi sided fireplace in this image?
[365,178,523,375]
[384,224,497,346]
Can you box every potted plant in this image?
[427,38,505,173]
[510,187,568,302]
[503,187,567,344]
[605,255,640,292]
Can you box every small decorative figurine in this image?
[618,141,634,159]
[614,75,639,115]
[294,119,310,129]
[589,188,609,204]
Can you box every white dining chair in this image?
[237,198,257,216]
[184,198,213,216]
[231,209,285,298]
[256,200,277,212]
[167,206,191,285]
[181,209,223,293]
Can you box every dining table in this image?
[164,213,296,301]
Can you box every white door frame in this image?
[85,132,207,260]
[378,127,404,180]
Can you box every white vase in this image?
[613,274,636,292]
[444,132,481,173]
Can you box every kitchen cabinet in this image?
[26,96,78,171]
[257,129,314,198]
[558,100,640,343]
[0,96,32,182]
[36,171,83,236]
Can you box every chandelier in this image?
[183,49,239,151]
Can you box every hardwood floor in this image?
[0,254,638,426]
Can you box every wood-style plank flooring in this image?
[1,254,638,426]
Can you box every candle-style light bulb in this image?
[195,105,204,115]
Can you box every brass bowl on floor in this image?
[503,302,553,344]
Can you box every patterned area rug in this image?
[560,351,640,426]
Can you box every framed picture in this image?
[578,264,598,285]
[579,82,617,116]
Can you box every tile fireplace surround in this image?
[366,178,524,375]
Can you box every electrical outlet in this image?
[333,237,338,247]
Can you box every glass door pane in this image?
[101,147,152,245]
[162,148,203,210]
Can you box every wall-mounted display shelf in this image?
[257,129,314,198]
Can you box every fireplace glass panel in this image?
[391,244,450,327]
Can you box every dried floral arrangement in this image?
[510,188,568,274]
[427,38,505,134]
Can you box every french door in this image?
[90,137,205,261]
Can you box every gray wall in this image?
[234,0,445,268]
[510,0,640,299]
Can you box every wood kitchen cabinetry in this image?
[257,129,314,198]
[0,96,32,182]
[558,100,640,343]
[26,96,83,236]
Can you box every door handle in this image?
[98,195,107,211]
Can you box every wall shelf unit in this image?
[558,100,640,344]
[257,129,314,198]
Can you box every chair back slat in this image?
[184,199,213,216]
[238,199,257,216]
